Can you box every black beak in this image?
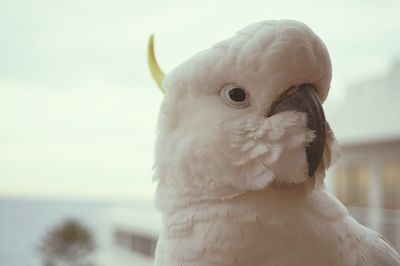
[268,84,326,177]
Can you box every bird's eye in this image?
[220,84,250,108]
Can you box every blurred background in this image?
[0,0,399,265]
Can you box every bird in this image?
[147,20,400,266]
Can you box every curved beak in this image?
[268,84,326,177]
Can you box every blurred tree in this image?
[38,219,96,266]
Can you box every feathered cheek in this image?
[221,111,315,191]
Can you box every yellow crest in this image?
[147,35,165,93]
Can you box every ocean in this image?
[0,197,155,266]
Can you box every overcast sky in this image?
[0,0,399,200]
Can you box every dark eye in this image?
[220,84,250,108]
[229,88,246,102]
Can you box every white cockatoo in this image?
[147,20,400,266]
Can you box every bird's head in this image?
[150,20,339,199]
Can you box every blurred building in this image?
[326,61,400,251]
[327,138,400,251]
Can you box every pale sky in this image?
[0,0,399,200]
